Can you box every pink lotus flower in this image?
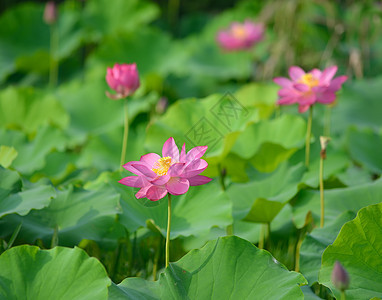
[217,20,264,51]
[119,137,212,201]
[273,66,348,113]
[106,63,140,100]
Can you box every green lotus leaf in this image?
[347,127,382,174]
[0,146,18,168]
[145,93,258,163]
[231,114,306,172]
[331,77,382,133]
[0,167,55,219]
[319,203,382,300]
[82,0,159,42]
[87,27,181,77]
[0,126,67,175]
[0,2,84,81]
[299,150,350,188]
[1,185,122,246]
[292,177,382,228]
[227,162,305,223]
[0,245,110,300]
[0,87,69,134]
[111,236,307,299]
[299,211,356,284]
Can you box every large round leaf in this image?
[82,0,159,42]
[56,76,157,147]
[2,185,122,246]
[0,146,18,168]
[0,2,84,80]
[299,211,356,284]
[299,149,350,188]
[347,127,382,174]
[331,77,382,133]
[319,203,382,299]
[0,87,69,134]
[111,236,307,299]
[88,27,182,77]
[0,167,55,219]
[230,114,306,172]
[292,177,382,228]
[227,162,305,223]
[145,93,258,163]
[0,126,67,175]
[0,245,110,300]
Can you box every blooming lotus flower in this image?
[217,20,264,51]
[119,137,212,201]
[274,66,347,113]
[106,63,140,100]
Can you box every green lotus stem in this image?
[305,106,313,168]
[49,24,59,87]
[341,290,346,300]
[324,106,331,137]
[7,222,22,250]
[120,99,129,171]
[112,241,122,281]
[152,238,161,281]
[51,224,59,248]
[320,154,325,228]
[217,165,233,236]
[294,231,304,272]
[165,193,172,268]
[226,224,233,236]
[258,224,264,249]
[266,222,271,249]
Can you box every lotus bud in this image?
[44,1,58,25]
[105,63,140,100]
[156,97,168,115]
[331,261,350,291]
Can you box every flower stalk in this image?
[49,24,59,87]
[165,193,172,268]
[319,136,330,228]
[305,106,313,168]
[120,100,129,171]
[324,106,332,137]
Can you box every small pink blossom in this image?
[216,20,264,51]
[273,65,348,113]
[44,1,58,25]
[106,63,140,100]
[331,261,350,291]
[119,137,212,201]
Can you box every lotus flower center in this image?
[232,25,247,39]
[299,73,319,88]
[152,156,172,176]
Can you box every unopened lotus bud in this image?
[156,97,168,115]
[105,63,140,100]
[44,1,58,25]
[331,261,350,291]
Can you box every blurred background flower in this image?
[216,20,264,51]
